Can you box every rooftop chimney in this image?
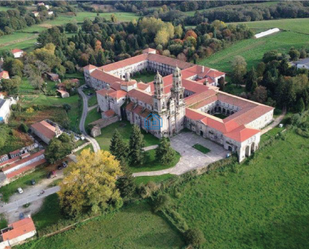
[202,66,205,73]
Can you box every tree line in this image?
[231,47,309,113]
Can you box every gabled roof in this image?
[225,125,260,143]
[30,120,57,140]
[127,89,153,105]
[2,217,36,241]
[11,49,23,54]
[109,90,127,99]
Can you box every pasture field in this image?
[0,11,139,52]
[170,130,309,249]
[17,202,184,249]
[200,23,309,72]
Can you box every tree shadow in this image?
[239,215,309,249]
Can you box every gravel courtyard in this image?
[133,132,228,176]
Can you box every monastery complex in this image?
[83,48,274,162]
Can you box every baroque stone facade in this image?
[84,49,274,162]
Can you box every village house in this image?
[57,89,70,98]
[0,217,36,249]
[0,70,10,81]
[30,120,62,144]
[292,57,309,69]
[84,49,273,162]
[46,72,59,82]
[11,49,24,58]
[0,96,17,123]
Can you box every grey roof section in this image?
[0,99,6,109]
[295,58,309,65]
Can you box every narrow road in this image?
[0,186,60,214]
[77,86,100,152]
[261,108,287,135]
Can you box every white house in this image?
[0,217,36,249]
[293,58,309,69]
[0,96,17,123]
[11,49,24,58]
[48,11,54,16]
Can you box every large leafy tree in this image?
[59,149,123,217]
[128,125,145,166]
[155,137,175,165]
[110,129,128,162]
[45,133,74,164]
[232,55,247,86]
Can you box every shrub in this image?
[184,228,206,247]
[19,123,29,133]
[152,194,171,213]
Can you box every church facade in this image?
[84,49,274,162]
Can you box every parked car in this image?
[31,179,36,185]
[47,171,57,179]
[57,164,64,170]
[17,187,23,194]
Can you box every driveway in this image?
[78,86,100,152]
[133,132,227,176]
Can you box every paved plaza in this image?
[133,132,228,177]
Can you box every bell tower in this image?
[153,71,166,113]
[171,67,185,106]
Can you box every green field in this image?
[85,108,101,127]
[0,11,139,52]
[17,202,184,249]
[169,130,309,249]
[192,144,211,154]
[94,121,159,151]
[200,18,309,72]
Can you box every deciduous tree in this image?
[59,149,123,217]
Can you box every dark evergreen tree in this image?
[110,129,128,161]
[155,137,175,165]
[128,125,145,166]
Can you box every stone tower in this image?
[153,71,166,113]
[169,67,186,135]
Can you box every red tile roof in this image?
[11,49,23,54]
[31,121,57,140]
[128,89,153,105]
[102,54,148,72]
[83,64,97,71]
[137,83,150,91]
[0,157,19,169]
[225,125,260,142]
[109,90,127,99]
[0,70,9,79]
[126,102,151,118]
[2,218,36,241]
[90,70,123,90]
[6,158,46,179]
[2,150,45,173]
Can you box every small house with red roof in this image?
[30,120,62,144]
[11,49,24,59]
[0,71,9,81]
[0,217,36,248]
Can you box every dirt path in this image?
[261,108,287,135]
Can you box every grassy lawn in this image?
[85,108,101,127]
[74,144,94,156]
[192,144,211,154]
[0,215,8,230]
[95,121,159,151]
[0,11,139,52]
[32,194,62,231]
[134,174,175,186]
[18,202,184,249]
[129,149,180,173]
[88,95,97,107]
[212,113,227,119]
[0,167,48,202]
[200,19,309,72]
[132,71,157,83]
[223,83,245,95]
[169,130,309,249]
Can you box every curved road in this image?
[78,86,100,152]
